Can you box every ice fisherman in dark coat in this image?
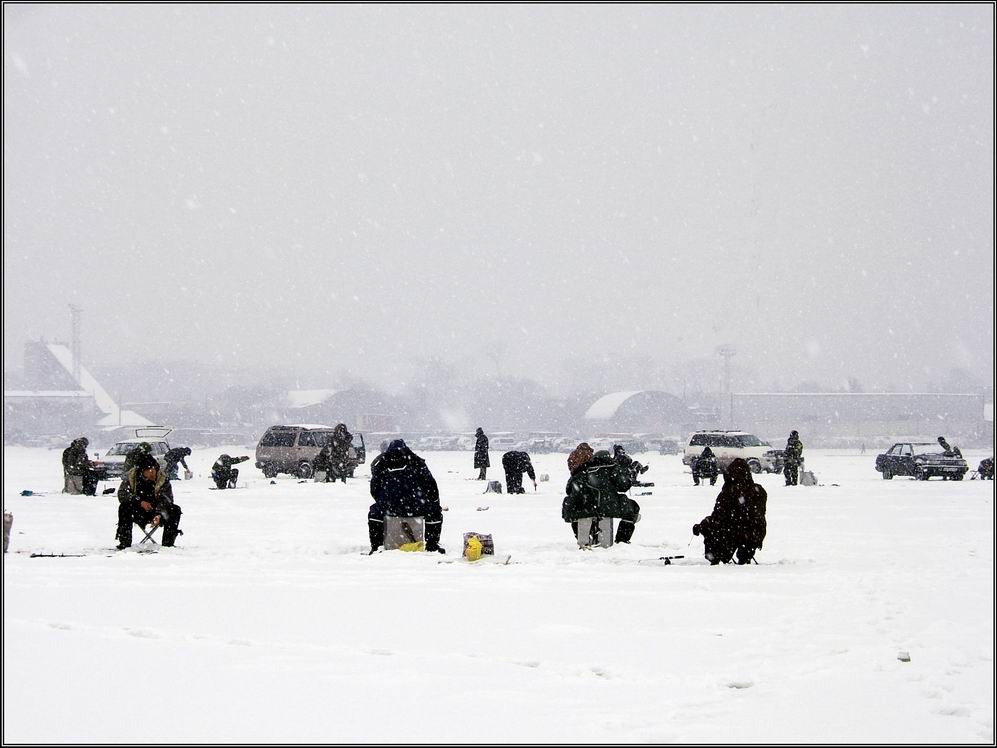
[561,449,641,544]
[211,453,249,489]
[783,431,804,486]
[692,446,719,486]
[693,458,767,565]
[474,427,490,480]
[502,450,537,493]
[62,437,96,495]
[116,454,183,549]
[367,439,444,554]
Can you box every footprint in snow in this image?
[127,629,160,639]
[727,680,754,689]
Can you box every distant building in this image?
[729,392,988,445]
[583,390,693,435]
[283,388,401,432]
[3,341,150,442]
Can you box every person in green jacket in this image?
[211,453,249,489]
[116,454,183,549]
[783,430,804,486]
[561,450,641,545]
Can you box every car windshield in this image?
[913,444,947,456]
[736,435,763,447]
[107,443,141,456]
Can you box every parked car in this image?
[489,436,520,453]
[416,436,461,451]
[552,437,582,453]
[255,425,366,479]
[90,427,172,481]
[875,442,968,481]
[650,438,681,455]
[763,444,785,474]
[682,430,775,474]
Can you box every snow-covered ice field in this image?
[3,445,993,743]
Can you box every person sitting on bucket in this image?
[367,439,445,554]
[561,449,641,544]
[692,446,719,486]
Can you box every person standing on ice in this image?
[326,423,354,482]
[62,436,96,495]
[693,458,767,565]
[783,430,804,486]
[367,439,445,554]
[474,427,490,480]
[211,453,249,489]
[116,453,183,549]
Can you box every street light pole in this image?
[717,345,736,428]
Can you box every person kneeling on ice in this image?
[116,454,183,550]
[978,456,994,480]
[561,449,641,544]
[211,453,249,489]
[367,439,445,554]
[692,457,767,565]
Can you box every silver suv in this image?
[91,427,173,481]
[255,425,366,479]
[682,430,775,474]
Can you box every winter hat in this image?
[136,454,159,472]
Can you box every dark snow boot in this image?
[425,521,445,554]
[115,507,133,548]
[159,506,183,546]
[615,519,636,544]
[368,519,384,552]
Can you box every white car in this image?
[91,427,173,481]
[682,430,774,474]
[488,436,520,454]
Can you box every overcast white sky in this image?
[3,4,993,394]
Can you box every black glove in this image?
[692,523,701,536]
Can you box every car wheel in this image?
[882,468,892,480]
[952,473,964,481]
[297,461,313,479]
[747,459,762,474]
[915,467,928,480]
[262,464,278,479]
